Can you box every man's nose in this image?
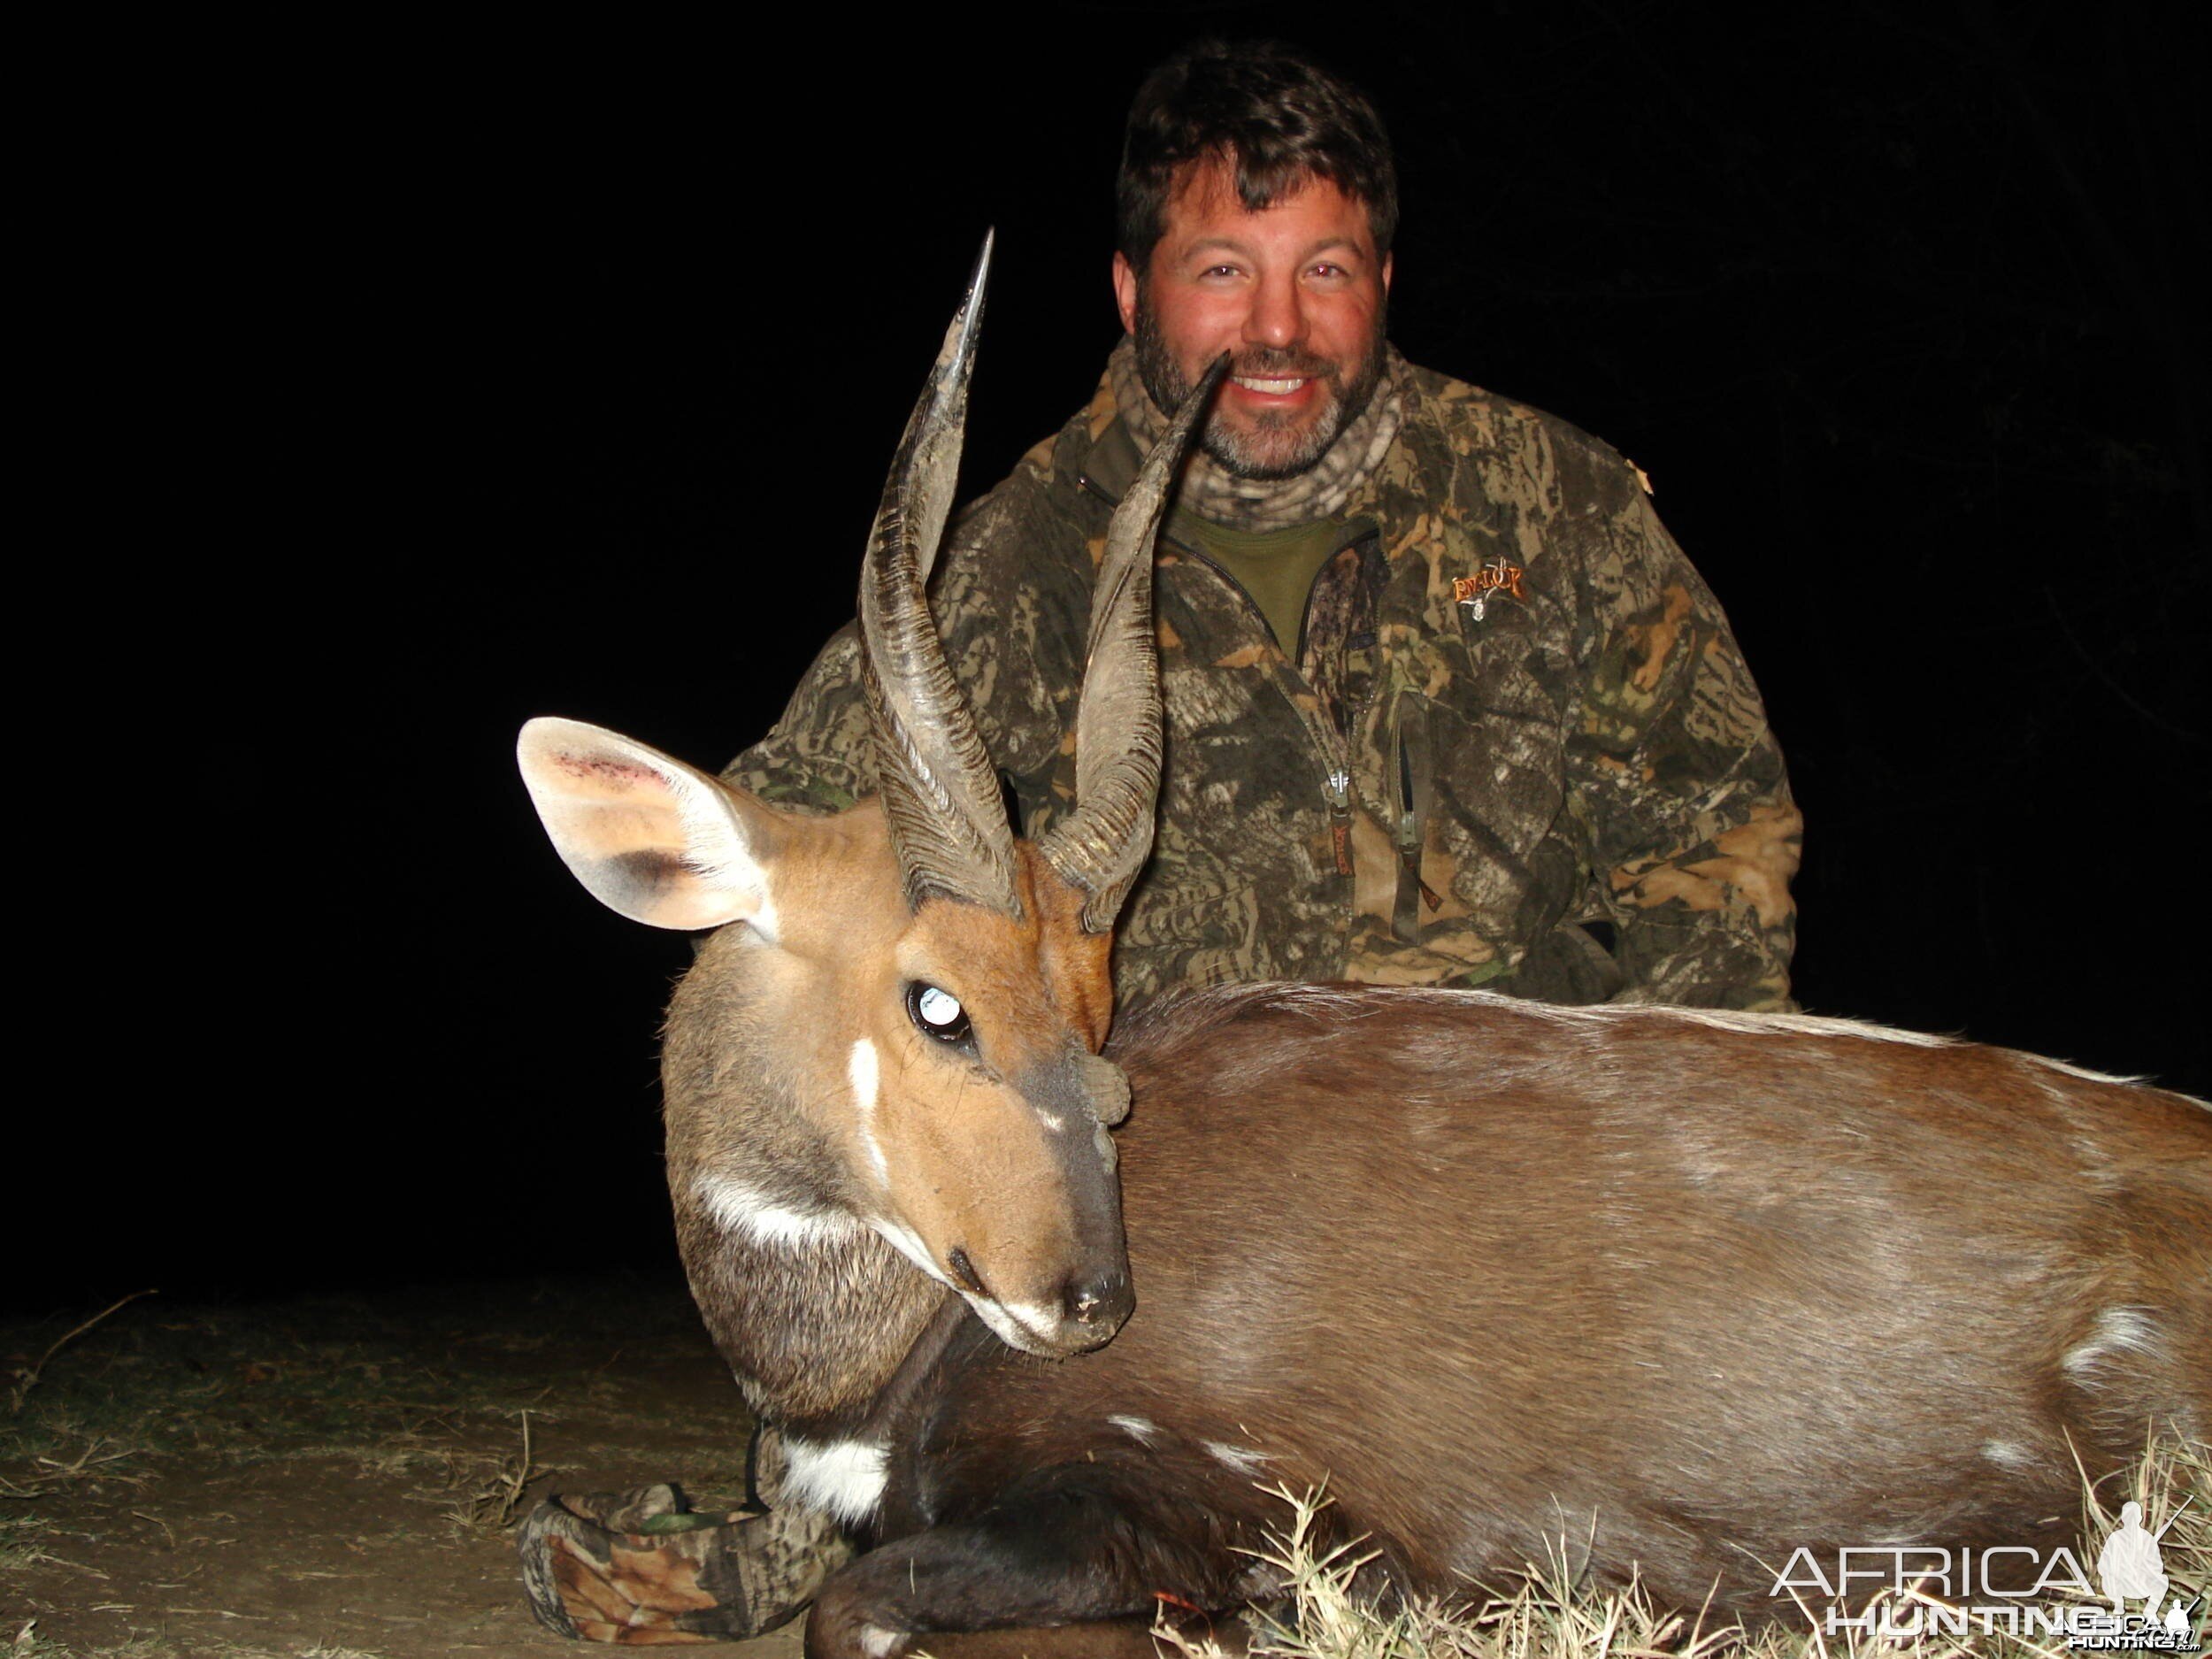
[1242,273,1305,351]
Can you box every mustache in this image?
[1230,349,1339,380]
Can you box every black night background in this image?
[32,3,2205,1317]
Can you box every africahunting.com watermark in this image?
[1770,1502,2201,1648]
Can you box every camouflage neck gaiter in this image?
[1109,337,1406,533]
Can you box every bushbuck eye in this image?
[908,982,973,1048]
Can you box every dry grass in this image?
[4,1294,157,1418]
[436,1409,544,1534]
[1155,1435,2210,1659]
[0,1285,663,1486]
[0,1509,72,1572]
[0,1433,155,1502]
[8,1618,396,1656]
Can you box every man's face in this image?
[1114,156,1393,480]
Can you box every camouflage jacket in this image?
[728,352,1801,1011]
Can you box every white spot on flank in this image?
[1982,1440,2039,1471]
[1205,1440,1272,1477]
[860,1626,906,1659]
[695,1175,859,1251]
[780,1436,887,1525]
[1109,1414,1161,1446]
[849,1039,887,1185]
[2062,1307,2162,1386]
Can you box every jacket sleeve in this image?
[1567,488,1803,1011]
[722,444,1089,821]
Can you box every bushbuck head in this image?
[519,243,1220,1363]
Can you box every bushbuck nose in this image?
[1064,1269,1133,1345]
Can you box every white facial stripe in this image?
[1108,1414,1161,1447]
[780,1436,887,1525]
[695,1175,860,1251]
[849,1038,887,1186]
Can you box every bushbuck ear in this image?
[518,717,777,935]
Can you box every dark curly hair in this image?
[1116,40,1398,269]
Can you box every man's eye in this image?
[908,982,973,1047]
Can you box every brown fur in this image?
[525,722,2210,1654]
[803,983,2209,1655]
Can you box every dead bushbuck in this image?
[519,253,2212,1657]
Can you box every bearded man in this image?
[723,41,1799,1009]
[520,37,1802,1643]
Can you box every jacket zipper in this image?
[1325,767,1354,876]
[1081,469,1363,882]
[1393,701,1443,926]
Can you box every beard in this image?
[1132,297,1389,481]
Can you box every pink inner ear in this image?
[555,754,662,791]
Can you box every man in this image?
[726,41,1798,1010]
[520,39,1801,1642]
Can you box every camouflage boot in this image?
[517,1429,854,1643]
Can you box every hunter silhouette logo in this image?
[1453,558,1525,620]
[2085,1499,2201,1651]
[2101,1502,2172,1617]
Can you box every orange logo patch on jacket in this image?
[1453,559,1525,619]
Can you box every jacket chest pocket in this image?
[1372,621,1573,925]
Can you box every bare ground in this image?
[1,1275,806,1659]
[13,1281,2200,1659]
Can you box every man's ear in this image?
[1380,250,1394,297]
[1112,250,1140,335]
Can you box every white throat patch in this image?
[780,1435,888,1525]
[694,1175,860,1251]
